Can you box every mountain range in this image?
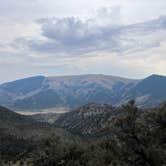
[0,74,166,112]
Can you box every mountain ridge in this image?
[0,74,165,111]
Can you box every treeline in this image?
[0,100,166,166]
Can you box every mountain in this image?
[121,74,166,107]
[0,76,46,109]
[0,74,136,111]
[0,74,166,111]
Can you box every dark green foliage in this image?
[33,136,115,166]
[107,100,166,166]
[54,103,120,137]
[30,101,166,166]
[0,102,166,165]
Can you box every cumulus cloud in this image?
[1,1,166,82]
[14,14,166,56]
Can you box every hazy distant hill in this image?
[0,74,166,111]
[121,74,166,107]
[0,75,136,111]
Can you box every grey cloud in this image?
[14,15,166,56]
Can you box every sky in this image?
[0,0,166,83]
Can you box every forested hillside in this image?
[0,101,166,166]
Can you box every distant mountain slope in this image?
[0,74,166,111]
[0,74,136,111]
[0,76,45,94]
[122,75,166,107]
[0,76,47,109]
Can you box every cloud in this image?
[14,14,166,56]
[1,2,166,82]
[1,0,166,24]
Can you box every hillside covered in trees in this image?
[0,101,166,166]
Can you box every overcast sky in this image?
[0,0,166,83]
